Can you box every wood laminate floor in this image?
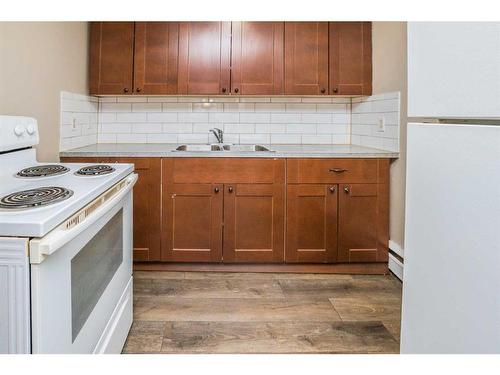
[123,271,402,354]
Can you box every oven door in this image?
[29,173,137,354]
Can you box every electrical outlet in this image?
[377,116,386,132]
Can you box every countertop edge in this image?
[59,144,399,159]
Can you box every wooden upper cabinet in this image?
[89,22,134,95]
[231,22,284,95]
[133,22,179,95]
[177,22,231,95]
[284,22,329,95]
[329,22,372,95]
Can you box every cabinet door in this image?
[231,22,284,95]
[100,158,161,262]
[286,184,338,263]
[329,22,372,95]
[162,183,223,262]
[223,183,285,263]
[338,183,381,262]
[178,22,231,95]
[89,22,134,95]
[133,22,179,95]
[284,22,329,95]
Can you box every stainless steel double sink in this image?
[174,144,273,152]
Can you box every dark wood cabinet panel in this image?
[162,183,223,263]
[134,22,179,95]
[338,184,378,262]
[286,184,338,263]
[231,22,284,95]
[329,22,372,95]
[89,22,135,95]
[338,160,389,263]
[99,157,161,262]
[223,183,285,263]
[177,22,231,95]
[162,159,223,262]
[284,22,329,95]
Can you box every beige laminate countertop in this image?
[59,143,399,159]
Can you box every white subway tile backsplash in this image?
[208,112,239,123]
[239,113,270,123]
[163,103,192,112]
[271,113,301,123]
[132,103,162,112]
[116,112,147,123]
[302,135,332,144]
[350,92,400,151]
[179,112,209,123]
[178,133,209,144]
[101,123,132,133]
[132,123,162,133]
[116,134,148,143]
[224,103,255,112]
[301,113,332,123]
[147,133,178,143]
[286,103,316,112]
[148,112,178,123]
[224,123,255,134]
[60,92,399,151]
[271,134,301,144]
[163,123,193,134]
[240,134,270,144]
[193,103,224,112]
[59,91,98,151]
[98,133,116,143]
[100,103,132,112]
[286,124,316,134]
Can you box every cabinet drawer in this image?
[287,158,378,184]
[165,158,285,184]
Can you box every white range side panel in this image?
[0,238,31,354]
[401,123,500,353]
[408,22,500,118]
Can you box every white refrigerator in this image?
[401,22,500,353]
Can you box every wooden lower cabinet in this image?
[100,158,162,262]
[61,156,389,268]
[286,184,338,263]
[224,183,285,263]
[162,158,285,263]
[162,183,223,262]
[286,159,390,264]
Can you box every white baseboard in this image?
[389,240,404,258]
[388,253,404,281]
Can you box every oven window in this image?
[71,209,123,342]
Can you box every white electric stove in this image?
[0,115,137,354]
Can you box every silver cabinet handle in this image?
[329,168,348,173]
[228,186,233,193]
[329,186,336,193]
[344,186,350,194]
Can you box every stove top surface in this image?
[0,149,134,237]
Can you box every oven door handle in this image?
[30,173,138,264]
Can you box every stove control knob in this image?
[14,125,25,136]
[27,125,36,135]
